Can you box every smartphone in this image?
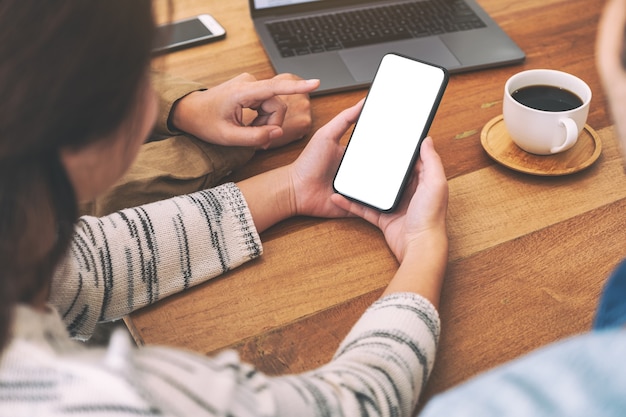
[153,14,226,55]
[333,53,448,212]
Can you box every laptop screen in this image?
[254,0,320,10]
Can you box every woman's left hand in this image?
[287,99,364,219]
[237,99,363,233]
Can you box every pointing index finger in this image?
[239,78,320,105]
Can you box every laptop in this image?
[249,0,525,95]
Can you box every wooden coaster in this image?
[480,115,602,176]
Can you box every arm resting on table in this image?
[50,183,262,340]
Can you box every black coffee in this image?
[511,84,583,112]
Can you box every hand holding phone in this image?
[153,14,226,55]
[333,53,448,212]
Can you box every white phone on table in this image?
[153,14,226,55]
[333,53,448,212]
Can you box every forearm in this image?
[383,230,448,309]
[236,165,295,233]
[270,293,440,416]
[50,183,262,340]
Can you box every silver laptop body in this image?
[249,0,525,95]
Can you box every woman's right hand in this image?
[331,137,449,264]
[332,137,449,304]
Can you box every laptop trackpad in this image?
[339,38,460,82]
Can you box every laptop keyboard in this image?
[266,0,486,58]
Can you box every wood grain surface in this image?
[127,0,621,412]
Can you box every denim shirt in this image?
[420,259,626,416]
[420,328,626,416]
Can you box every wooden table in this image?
[129,0,623,410]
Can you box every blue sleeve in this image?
[419,329,626,417]
[593,258,626,330]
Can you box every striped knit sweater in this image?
[0,183,440,416]
[50,182,261,340]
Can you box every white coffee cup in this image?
[503,69,592,155]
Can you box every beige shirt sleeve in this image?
[151,71,206,136]
[78,72,255,217]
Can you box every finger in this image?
[273,73,304,81]
[220,124,282,149]
[330,193,380,225]
[418,137,447,186]
[225,72,258,86]
[403,139,431,191]
[314,99,364,143]
[252,96,288,127]
[237,78,320,107]
[268,73,319,93]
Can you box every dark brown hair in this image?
[0,1,155,349]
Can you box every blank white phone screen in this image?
[333,54,446,211]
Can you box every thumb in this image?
[230,125,283,149]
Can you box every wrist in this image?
[383,229,448,307]
[402,227,448,263]
[169,90,203,134]
[271,165,298,221]
[237,166,297,234]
